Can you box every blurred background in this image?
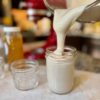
[0,0,100,62]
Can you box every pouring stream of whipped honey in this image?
[53,0,97,56]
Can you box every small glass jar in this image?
[0,57,5,79]
[11,59,39,91]
[46,46,77,94]
[3,27,24,64]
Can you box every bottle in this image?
[0,28,5,78]
[3,27,24,64]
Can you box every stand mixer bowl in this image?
[44,0,100,23]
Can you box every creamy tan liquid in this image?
[53,6,86,55]
[53,0,96,55]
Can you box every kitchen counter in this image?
[0,52,100,100]
[0,66,100,100]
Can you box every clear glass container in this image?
[0,28,6,78]
[3,27,24,64]
[46,46,77,94]
[11,59,39,91]
[0,57,5,79]
[0,38,5,60]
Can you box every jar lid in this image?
[3,27,20,33]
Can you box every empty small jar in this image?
[11,59,39,91]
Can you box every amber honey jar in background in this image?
[3,27,24,63]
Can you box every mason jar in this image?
[11,59,39,91]
[3,27,24,64]
[46,46,77,94]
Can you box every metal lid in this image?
[3,27,20,33]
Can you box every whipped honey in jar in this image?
[46,47,76,94]
[46,0,95,94]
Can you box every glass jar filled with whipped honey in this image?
[3,27,24,64]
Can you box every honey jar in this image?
[3,27,24,63]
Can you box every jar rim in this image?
[11,59,39,73]
[3,27,20,33]
[46,46,77,61]
[46,46,76,55]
